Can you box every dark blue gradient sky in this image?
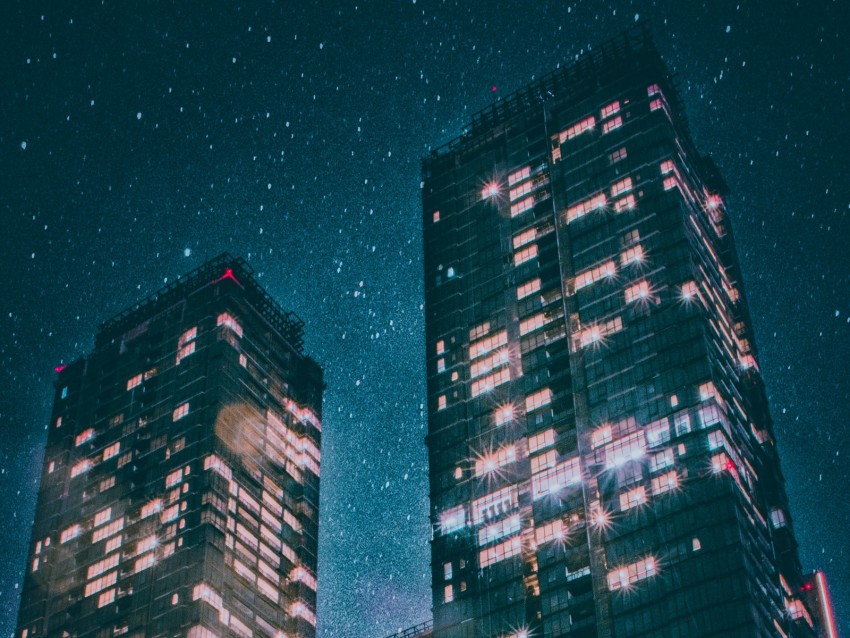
[1,2,847,636]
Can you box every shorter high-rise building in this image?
[16,254,323,638]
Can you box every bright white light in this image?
[481,181,500,199]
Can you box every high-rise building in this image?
[16,255,323,638]
[421,27,820,638]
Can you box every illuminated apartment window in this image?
[478,515,521,545]
[650,97,664,111]
[472,485,518,524]
[619,486,647,511]
[494,404,515,426]
[699,382,717,401]
[55,416,62,428]
[646,418,671,447]
[439,505,467,534]
[103,442,120,461]
[444,584,454,603]
[217,312,243,337]
[475,445,517,476]
[647,83,661,96]
[127,374,143,390]
[470,368,511,397]
[70,459,93,478]
[651,471,679,495]
[516,278,541,300]
[510,197,534,217]
[574,261,616,291]
[607,556,656,591]
[535,519,565,545]
[140,499,162,519]
[436,339,445,354]
[620,245,645,266]
[513,244,538,266]
[437,358,445,373]
[660,160,675,175]
[172,402,190,421]
[605,432,645,468]
[525,388,552,412]
[614,194,637,212]
[478,536,521,568]
[508,166,531,185]
[75,429,94,447]
[770,507,787,529]
[591,425,613,448]
[470,349,510,379]
[601,116,623,134]
[609,147,627,163]
[559,116,595,142]
[432,210,440,223]
[574,317,623,349]
[512,228,537,249]
[532,458,581,498]
[600,100,621,118]
[566,193,607,223]
[663,175,678,191]
[179,326,197,347]
[624,280,651,303]
[528,429,555,454]
[519,312,550,336]
[437,395,447,411]
[85,572,117,597]
[469,331,508,359]
[610,177,633,197]
[60,524,81,544]
[93,507,112,527]
[176,341,196,365]
[509,180,534,201]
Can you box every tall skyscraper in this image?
[16,255,323,638]
[421,28,820,638]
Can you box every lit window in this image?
[680,280,698,301]
[432,210,440,223]
[70,459,93,478]
[516,278,541,300]
[55,416,62,428]
[559,116,595,142]
[692,538,701,551]
[591,425,613,448]
[439,505,466,534]
[651,471,679,495]
[619,486,647,511]
[140,499,162,519]
[91,518,124,543]
[513,244,538,266]
[528,429,555,454]
[176,341,196,365]
[127,374,143,390]
[574,317,623,349]
[217,312,243,337]
[699,382,717,401]
[770,507,787,529]
[624,280,651,303]
[645,418,671,447]
[509,180,533,202]
[436,339,445,354]
[481,181,500,199]
[437,395,447,411]
[601,116,623,134]
[674,412,692,436]
[84,571,117,597]
[437,358,445,373]
[474,445,516,477]
[172,402,190,421]
[510,196,534,217]
[650,449,674,472]
[444,584,454,603]
[87,553,119,579]
[161,504,179,523]
[472,485,518,524]
[614,194,636,212]
[607,556,656,590]
[134,554,155,574]
[494,404,515,426]
[663,175,678,191]
[98,588,116,609]
[530,450,556,475]
[518,312,547,336]
[470,348,510,379]
[166,468,183,488]
[60,524,81,544]
[512,228,537,249]
[469,331,508,359]
[93,507,112,527]
[566,193,607,223]
[525,388,552,412]
[532,458,581,499]
[600,101,621,118]
[103,442,120,461]
[609,147,627,163]
[605,432,645,468]
[75,429,95,447]
[469,322,490,340]
[179,326,197,347]
[535,519,565,545]
[620,245,645,266]
[508,166,531,185]
[99,476,116,492]
[647,84,661,96]
[470,368,511,397]
[650,97,664,111]
[660,160,675,175]
[239,353,247,367]
[574,261,616,291]
[610,177,632,197]
[136,535,158,555]
[478,514,521,545]
[478,536,522,568]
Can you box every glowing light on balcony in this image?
[494,403,515,426]
[481,181,500,199]
[706,194,723,210]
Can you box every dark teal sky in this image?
[2,2,847,636]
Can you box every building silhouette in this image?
[421,27,821,638]
[16,255,322,638]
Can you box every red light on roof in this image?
[213,268,241,286]
[54,364,67,373]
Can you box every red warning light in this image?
[213,268,241,286]
[491,85,498,92]
[54,364,67,373]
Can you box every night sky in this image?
[1,1,847,636]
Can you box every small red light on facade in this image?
[213,268,241,286]
[54,364,67,373]
[725,460,736,472]
[491,86,498,92]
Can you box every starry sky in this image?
[1,1,847,636]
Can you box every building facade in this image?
[422,28,819,638]
[16,255,323,638]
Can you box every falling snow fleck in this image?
[136,112,142,120]
[20,141,27,150]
